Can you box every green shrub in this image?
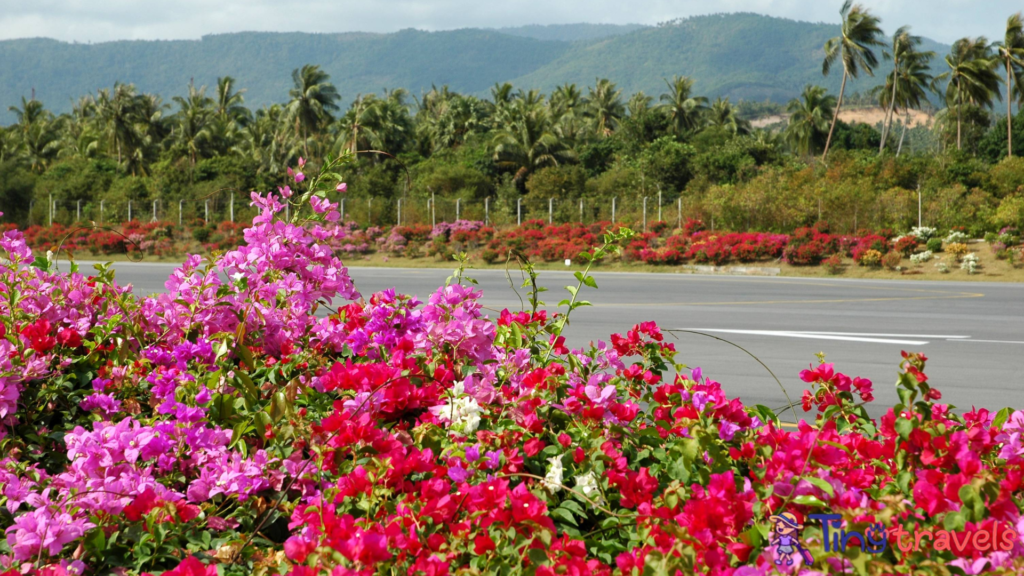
[191,227,211,243]
[926,237,943,253]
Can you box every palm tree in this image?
[550,83,589,148]
[170,83,214,169]
[707,97,751,135]
[587,78,625,136]
[8,97,60,172]
[936,37,1001,151]
[56,99,101,161]
[821,0,884,160]
[416,86,486,152]
[491,100,573,189]
[286,64,340,157]
[336,94,378,154]
[95,83,147,166]
[996,13,1024,157]
[785,85,836,156]
[888,50,936,156]
[215,76,249,124]
[659,75,707,135]
[878,27,915,152]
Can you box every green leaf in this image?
[992,407,1012,429]
[235,344,256,370]
[894,416,915,440]
[550,508,578,527]
[236,372,260,404]
[792,495,827,507]
[528,547,548,565]
[84,527,106,553]
[804,477,835,498]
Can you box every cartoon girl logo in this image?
[769,512,814,568]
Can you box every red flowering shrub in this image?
[0,172,1022,576]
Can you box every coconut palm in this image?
[878,27,915,152]
[659,75,707,135]
[286,64,340,157]
[936,37,1001,151]
[215,76,249,124]
[821,0,884,160]
[996,13,1024,157]
[170,83,214,170]
[95,83,146,166]
[7,98,59,173]
[785,85,836,156]
[234,105,298,178]
[56,99,101,161]
[550,83,589,147]
[587,78,625,136]
[889,51,937,156]
[875,32,935,155]
[706,97,751,135]
[491,100,573,189]
[416,86,486,153]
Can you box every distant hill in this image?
[494,23,648,42]
[0,14,949,122]
[507,13,949,103]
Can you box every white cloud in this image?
[0,0,1016,44]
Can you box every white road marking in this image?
[677,328,935,345]
[947,338,1024,344]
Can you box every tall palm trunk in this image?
[956,79,963,151]
[879,69,899,153]
[1008,58,1015,158]
[897,108,909,157]
[822,70,848,160]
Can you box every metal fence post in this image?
[204,200,209,223]
[368,198,372,225]
[100,200,104,224]
[229,194,234,223]
[658,188,662,222]
[456,198,460,221]
[179,200,184,226]
[642,197,648,233]
[678,197,682,229]
[612,197,617,224]
[340,198,345,221]
[77,200,81,222]
[397,198,401,226]
[549,198,553,224]
[152,200,157,222]
[485,197,489,225]
[579,198,583,223]
[517,198,522,226]
[431,192,436,227]
[128,200,132,222]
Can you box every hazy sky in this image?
[0,0,1016,44]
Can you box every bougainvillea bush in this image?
[13,217,935,271]
[1,160,1023,576]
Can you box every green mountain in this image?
[494,23,648,42]
[507,13,949,102]
[0,13,949,122]
[0,29,570,120]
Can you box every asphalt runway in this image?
[79,261,1024,420]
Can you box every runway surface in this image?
[80,261,1024,419]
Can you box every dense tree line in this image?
[1,7,1022,234]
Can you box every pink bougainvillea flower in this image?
[336,182,348,193]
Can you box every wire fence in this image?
[25,191,708,233]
